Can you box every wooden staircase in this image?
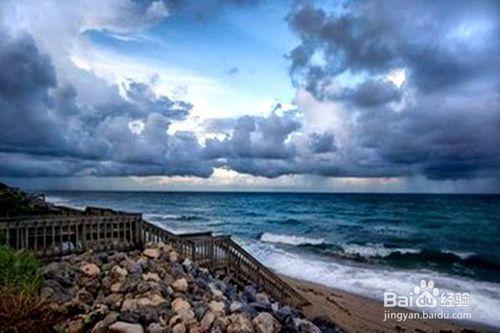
[0,211,309,308]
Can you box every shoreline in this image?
[281,274,494,333]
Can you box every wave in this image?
[244,240,500,328]
[258,233,500,282]
[144,213,206,222]
[260,232,325,246]
[45,196,86,210]
[259,233,419,258]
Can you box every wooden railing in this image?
[140,222,309,307]
[0,213,309,307]
[0,214,143,257]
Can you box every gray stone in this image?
[109,321,144,333]
[294,318,322,333]
[171,323,185,333]
[147,323,167,333]
[91,312,119,333]
[42,262,78,287]
[253,312,282,333]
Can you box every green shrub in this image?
[0,245,41,294]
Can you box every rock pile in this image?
[40,242,338,332]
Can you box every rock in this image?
[80,263,101,277]
[67,317,85,333]
[253,312,281,333]
[143,272,160,282]
[172,278,188,292]
[157,241,172,252]
[121,276,140,293]
[311,315,341,333]
[85,278,102,295]
[119,311,140,324]
[250,301,272,312]
[255,293,269,304]
[171,263,184,277]
[212,316,230,333]
[194,302,208,320]
[111,282,123,293]
[200,311,215,331]
[178,308,195,323]
[41,279,74,303]
[294,318,322,333]
[91,312,119,333]
[120,297,164,314]
[136,306,160,325]
[172,298,191,313]
[208,283,224,300]
[143,248,160,259]
[194,277,208,290]
[242,285,257,302]
[227,313,253,333]
[122,299,139,312]
[182,258,192,269]
[42,262,77,287]
[225,284,238,301]
[230,301,242,313]
[124,259,143,275]
[111,265,129,279]
[40,286,54,300]
[236,303,258,318]
[147,323,167,333]
[208,300,225,316]
[274,306,293,321]
[163,273,174,285]
[76,287,94,305]
[110,252,127,263]
[103,293,123,310]
[169,314,183,327]
[188,325,201,333]
[169,251,179,263]
[147,293,167,306]
[109,321,144,333]
[137,281,151,293]
[102,276,113,289]
[172,323,186,333]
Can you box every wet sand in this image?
[281,275,493,333]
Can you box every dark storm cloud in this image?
[1,0,499,187]
[288,1,500,93]
[308,132,336,154]
[0,33,212,178]
[205,112,301,160]
[280,0,500,182]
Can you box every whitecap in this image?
[260,232,325,246]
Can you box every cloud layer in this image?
[0,0,499,190]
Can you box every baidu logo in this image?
[413,279,440,307]
[384,279,470,309]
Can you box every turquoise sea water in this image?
[43,191,500,327]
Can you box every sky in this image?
[0,0,499,193]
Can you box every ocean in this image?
[43,191,500,327]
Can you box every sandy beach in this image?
[281,275,493,333]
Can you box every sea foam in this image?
[260,232,325,246]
